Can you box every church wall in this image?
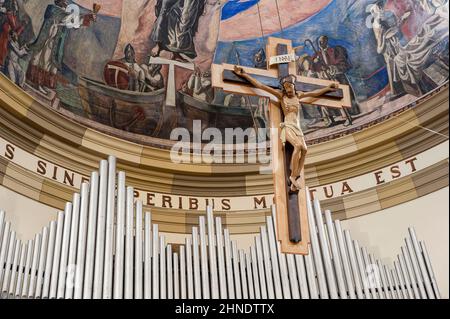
[0,184,58,242]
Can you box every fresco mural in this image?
[0,0,448,145]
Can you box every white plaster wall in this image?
[0,185,58,242]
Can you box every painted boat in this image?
[176,91,266,133]
[78,76,168,137]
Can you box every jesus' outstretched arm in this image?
[298,82,339,99]
[233,66,283,100]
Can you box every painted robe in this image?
[151,0,206,59]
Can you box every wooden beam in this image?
[222,70,344,99]
[212,63,352,109]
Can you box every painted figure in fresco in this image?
[120,43,145,91]
[312,35,359,127]
[370,1,407,98]
[296,54,323,127]
[0,0,24,70]
[253,48,267,69]
[141,63,164,92]
[119,44,165,92]
[371,0,449,97]
[184,66,214,103]
[233,66,339,191]
[223,93,246,108]
[150,0,206,62]
[26,0,97,95]
[5,29,27,87]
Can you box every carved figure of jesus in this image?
[233,66,339,192]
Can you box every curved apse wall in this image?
[0,0,448,148]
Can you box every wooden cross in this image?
[212,37,351,255]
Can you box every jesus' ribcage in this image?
[284,141,302,243]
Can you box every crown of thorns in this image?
[280,74,297,87]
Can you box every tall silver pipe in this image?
[260,226,275,299]
[144,212,152,299]
[152,224,159,299]
[124,187,135,299]
[267,210,289,299]
[7,240,21,298]
[167,244,173,299]
[160,235,166,299]
[65,194,81,298]
[408,228,435,299]
[0,220,6,289]
[49,211,65,299]
[28,233,41,299]
[35,227,49,299]
[231,241,242,299]
[394,260,409,299]
[286,254,300,299]
[420,241,441,299]
[199,216,210,299]
[250,245,261,299]
[1,233,16,298]
[93,160,108,299]
[370,254,385,299]
[135,201,143,299]
[174,252,180,299]
[0,211,5,249]
[239,249,249,299]
[398,253,414,299]
[325,210,347,299]
[335,221,356,299]
[0,222,11,287]
[401,246,420,299]
[192,227,201,299]
[180,245,187,299]
[84,172,100,299]
[224,229,235,299]
[376,260,391,299]
[215,217,227,299]
[114,172,126,299]
[103,156,117,299]
[354,240,371,298]
[246,252,255,299]
[59,200,75,299]
[21,239,34,298]
[14,242,26,298]
[206,208,219,299]
[385,266,397,299]
[42,221,57,298]
[294,254,308,299]
[74,181,91,299]
[185,237,194,299]
[361,247,377,299]
[344,231,363,299]
[405,237,426,298]
[313,200,338,298]
[306,189,328,299]
[391,268,404,299]
[302,252,317,299]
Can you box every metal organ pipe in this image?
[0,156,441,300]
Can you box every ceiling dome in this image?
[0,0,448,147]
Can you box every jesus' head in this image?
[280,75,297,98]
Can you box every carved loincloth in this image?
[280,122,304,146]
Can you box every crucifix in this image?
[212,37,351,255]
